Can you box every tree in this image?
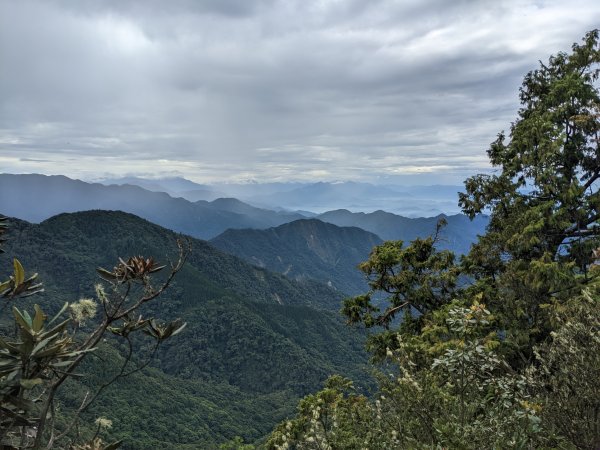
[267,302,552,449]
[341,221,459,359]
[0,216,190,449]
[344,30,600,363]
[528,285,600,449]
[459,29,600,359]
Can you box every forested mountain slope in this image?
[211,219,383,296]
[0,210,369,448]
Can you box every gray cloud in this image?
[1,0,599,183]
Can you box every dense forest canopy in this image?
[0,211,373,449]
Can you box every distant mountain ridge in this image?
[0,174,305,239]
[211,219,383,296]
[101,175,222,200]
[100,175,463,216]
[1,173,487,256]
[317,209,488,255]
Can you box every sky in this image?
[1,0,599,185]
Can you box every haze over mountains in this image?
[0,174,305,239]
[100,176,463,217]
[2,173,484,235]
[318,209,488,256]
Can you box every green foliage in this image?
[0,214,189,449]
[219,436,256,450]
[458,29,600,358]
[0,258,43,299]
[0,303,87,438]
[267,30,600,450]
[342,220,458,328]
[1,211,369,448]
[267,303,553,449]
[342,30,600,362]
[529,286,600,449]
[266,375,373,450]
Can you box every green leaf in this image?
[32,304,47,332]
[20,378,43,389]
[0,336,20,352]
[49,360,76,368]
[30,335,58,357]
[39,318,71,340]
[97,267,117,281]
[4,395,36,411]
[103,440,123,450]
[13,258,25,285]
[22,309,32,326]
[48,302,69,326]
[170,322,187,337]
[12,307,32,330]
[0,278,11,293]
[0,403,34,425]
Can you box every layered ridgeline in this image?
[211,219,383,296]
[100,175,224,202]
[318,209,488,255]
[0,174,305,239]
[247,181,463,217]
[210,215,485,297]
[102,177,463,217]
[1,210,369,448]
[1,174,486,255]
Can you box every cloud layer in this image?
[1,0,599,183]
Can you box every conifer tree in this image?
[459,29,600,360]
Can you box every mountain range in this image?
[211,219,383,296]
[1,210,369,448]
[318,209,488,255]
[1,174,486,254]
[101,177,464,217]
[0,174,305,239]
[0,173,490,446]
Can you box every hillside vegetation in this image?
[0,211,369,448]
[211,219,382,295]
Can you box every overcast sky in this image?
[1,0,599,185]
